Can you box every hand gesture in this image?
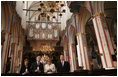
[35,69,41,73]
[47,69,52,72]
[22,71,29,75]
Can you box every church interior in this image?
[1,1,117,76]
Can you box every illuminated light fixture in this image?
[59,13,62,17]
[56,1,59,3]
[60,1,63,3]
[50,9,55,13]
[33,45,55,53]
[53,16,56,19]
[62,9,66,13]
[41,13,44,15]
[41,54,50,62]
[47,16,50,21]
[38,15,40,20]
[60,4,64,7]
[41,13,46,17]
[38,8,41,11]
[40,3,44,7]
[56,8,59,11]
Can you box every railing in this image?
[1,69,117,76]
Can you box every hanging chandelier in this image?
[23,1,66,24]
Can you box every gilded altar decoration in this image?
[33,45,55,53]
[41,54,50,64]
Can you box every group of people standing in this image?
[20,55,70,75]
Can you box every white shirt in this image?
[37,61,40,70]
[61,61,64,66]
[44,63,56,74]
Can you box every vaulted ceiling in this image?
[16,1,72,31]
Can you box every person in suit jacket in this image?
[20,59,30,75]
[57,55,70,73]
[30,56,44,73]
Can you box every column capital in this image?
[93,12,104,17]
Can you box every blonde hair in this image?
[47,59,52,62]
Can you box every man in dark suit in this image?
[57,55,70,73]
[30,56,44,73]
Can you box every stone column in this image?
[1,32,10,73]
[13,43,18,73]
[68,43,77,72]
[19,50,23,73]
[64,50,69,61]
[63,39,69,61]
[9,36,14,73]
[76,33,90,70]
[10,42,18,73]
[92,13,116,69]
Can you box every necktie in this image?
[37,62,40,70]
[37,62,40,66]
[61,61,64,66]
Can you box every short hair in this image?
[36,55,41,58]
[36,55,41,59]
[24,59,28,62]
[60,54,64,56]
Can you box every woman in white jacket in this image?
[44,59,56,74]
